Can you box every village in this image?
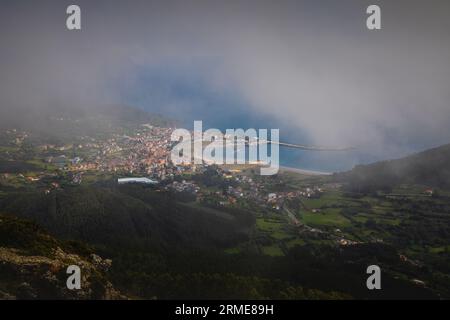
[0,125,324,207]
[0,125,431,252]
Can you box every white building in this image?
[118,177,158,185]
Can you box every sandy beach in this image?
[279,166,332,176]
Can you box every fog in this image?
[1,0,450,162]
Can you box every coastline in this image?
[279,166,332,176]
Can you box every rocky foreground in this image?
[0,214,125,299]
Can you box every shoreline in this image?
[279,166,332,176]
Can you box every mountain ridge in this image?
[335,143,450,192]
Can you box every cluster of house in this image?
[166,164,329,210]
[2,129,28,147]
[338,238,360,246]
[165,180,200,194]
[37,126,177,178]
[299,187,323,198]
[70,172,83,184]
[267,193,289,210]
[3,127,327,215]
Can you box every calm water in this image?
[150,107,367,173]
[123,68,377,173]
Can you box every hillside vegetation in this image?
[0,185,254,249]
[335,144,450,192]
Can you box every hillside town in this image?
[0,125,326,212]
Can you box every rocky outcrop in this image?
[0,214,126,300]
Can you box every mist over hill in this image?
[335,143,450,192]
[0,104,176,143]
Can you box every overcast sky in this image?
[1,0,450,165]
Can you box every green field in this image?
[260,244,284,256]
[301,209,351,227]
[256,217,284,232]
[285,238,306,248]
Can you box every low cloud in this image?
[1,0,449,161]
